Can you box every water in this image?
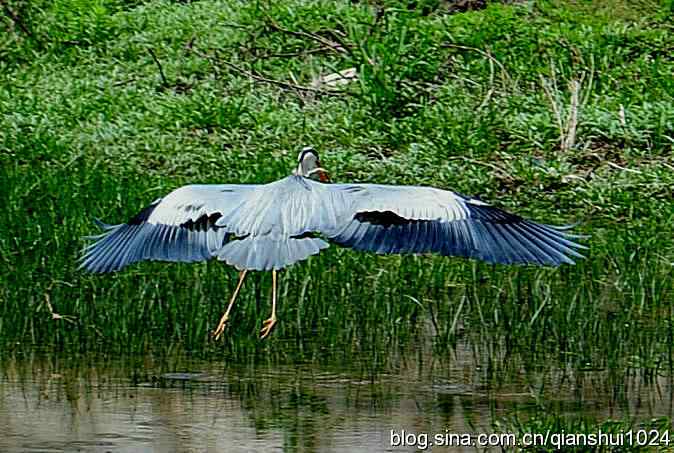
[1,338,672,452]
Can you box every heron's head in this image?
[295,146,330,182]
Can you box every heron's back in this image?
[212,175,349,270]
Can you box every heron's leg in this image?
[260,270,278,339]
[213,269,247,340]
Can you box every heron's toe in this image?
[260,317,277,339]
[212,316,230,340]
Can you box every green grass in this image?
[1,1,673,439]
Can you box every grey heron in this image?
[81,147,586,339]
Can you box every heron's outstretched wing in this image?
[79,184,256,273]
[318,182,586,266]
[81,177,586,273]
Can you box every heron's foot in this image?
[260,316,277,340]
[212,314,229,340]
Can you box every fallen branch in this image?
[112,78,137,87]
[189,47,348,97]
[223,60,342,96]
[266,19,348,55]
[258,46,334,59]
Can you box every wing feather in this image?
[80,184,253,273]
[315,182,586,266]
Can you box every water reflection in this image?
[0,340,672,452]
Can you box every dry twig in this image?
[540,75,564,146]
[563,80,580,151]
[223,60,341,96]
[189,46,348,97]
[606,162,642,174]
[541,73,584,152]
[43,292,76,324]
[442,43,512,83]
[147,48,169,88]
[266,19,348,55]
[447,155,516,181]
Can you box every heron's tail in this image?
[216,236,328,271]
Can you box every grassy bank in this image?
[1,0,673,387]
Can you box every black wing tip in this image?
[78,248,124,273]
[529,221,590,247]
[485,251,584,267]
[78,253,113,273]
[541,222,591,241]
[80,219,120,245]
[468,211,588,267]
[93,217,118,230]
[79,218,224,273]
[78,261,116,274]
[79,220,128,273]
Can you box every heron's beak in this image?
[316,161,330,182]
[302,163,331,182]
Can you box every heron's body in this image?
[81,148,586,338]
